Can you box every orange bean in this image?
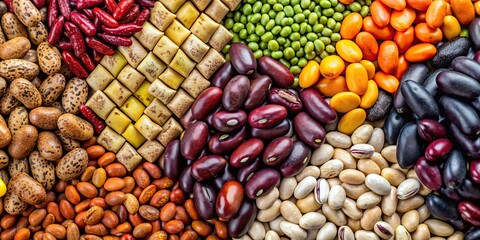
[299,61,321,88]
[380,0,406,10]
[426,0,448,28]
[339,0,355,4]
[475,1,480,15]
[362,16,395,41]
[414,23,443,44]
[355,32,379,61]
[340,13,363,40]
[450,0,475,25]
[370,1,391,27]
[360,80,379,109]
[378,41,399,74]
[345,63,369,95]
[393,55,409,80]
[360,60,376,80]
[394,26,415,53]
[414,11,427,23]
[406,0,432,10]
[390,7,416,31]
[316,76,349,97]
[86,145,105,159]
[98,152,115,167]
[336,40,363,63]
[404,43,437,62]
[319,55,345,79]
[374,71,400,93]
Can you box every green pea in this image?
[280,26,292,37]
[279,0,290,5]
[319,16,328,24]
[308,2,316,11]
[292,41,301,50]
[304,33,316,42]
[300,0,311,8]
[284,6,294,16]
[313,39,325,52]
[292,23,300,32]
[303,10,311,17]
[320,36,331,45]
[321,28,332,37]
[246,0,255,3]
[265,19,276,30]
[272,50,283,59]
[331,33,341,42]
[280,18,289,26]
[365,0,372,5]
[333,22,341,32]
[273,3,284,11]
[314,56,322,63]
[334,2,345,11]
[234,12,241,22]
[460,28,469,37]
[308,12,318,25]
[285,39,292,47]
[343,10,351,17]
[225,53,230,62]
[290,66,301,75]
[322,8,334,17]
[261,4,271,13]
[294,13,305,23]
[332,12,343,21]
[284,47,295,59]
[306,25,313,33]
[260,42,268,49]
[291,0,300,5]
[300,36,308,46]
[300,22,308,34]
[348,2,361,12]
[243,4,253,15]
[263,49,272,57]
[288,32,299,41]
[239,29,248,39]
[275,12,285,24]
[224,18,234,30]
[222,45,231,55]
[357,0,365,5]
[255,25,265,36]
[287,17,294,25]
[326,44,335,53]
[232,23,244,33]
[245,23,254,34]
[272,25,282,35]
[249,34,259,42]
[304,41,314,53]
[250,13,262,23]
[240,15,247,24]
[320,0,331,8]
[227,12,234,18]
[296,47,305,57]
[277,37,287,45]
[269,10,277,18]
[252,2,262,13]
[330,0,338,6]
[261,32,274,42]
[313,23,324,33]
[293,4,302,14]
[298,58,308,67]
[232,33,241,43]
[268,40,280,51]
[248,42,259,51]
[320,51,330,59]
[326,18,335,29]
[261,14,270,26]
[360,6,370,17]
[314,5,321,14]
[290,57,299,65]
[267,0,277,5]
[279,58,291,68]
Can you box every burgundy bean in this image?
[76,0,104,9]
[426,194,459,221]
[80,53,96,71]
[280,141,311,177]
[229,43,257,75]
[222,75,250,112]
[267,88,303,113]
[57,40,73,50]
[31,0,45,8]
[262,136,293,166]
[179,166,194,194]
[164,140,182,180]
[208,127,247,155]
[237,157,261,183]
[193,182,216,220]
[443,149,467,189]
[130,8,149,26]
[180,109,195,129]
[136,0,154,7]
[101,24,142,36]
[250,119,291,140]
[425,138,453,161]
[191,87,223,121]
[216,181,244,221]
[191,155,227,181]
[299,88,337,124]
[414,156,442,191]
[70,11,96,36]
[245,168,280,199]
[205,105,222,128]
[244,75,272,110]
[211,62,237,89]
[113,0,133,19]
[293,112,326,148]
[93,7,118,27]
[47,0,58,27]
[257,56,294,88]
[457,178,480,200]
[86,37,115,55]
[82,9,95,20]
[229,138,264,168]
[212,110,247,133]
[118,4,140,23]
[417,119,446,142]
[97,33,132,46]
[64,22,86,57]
[213,165,237,191]
[459,201,480,226]
[248,104,288,129]
[47,15,65,45]
[471,160,480,184]
[58,0,71,19]
[92,49,103,62]
[105,0,116,14]
[62,50,88,78]
[180,121,209,160]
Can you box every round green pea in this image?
[313,23,324,33]
[279,59,291,68]
[303,10,311,17]
[306,32,317,41]
[274,3,284,11]
[222,45,231,55]
[292,41,301,50]
[298,58,308,67]
[261,4,271,13]
[268,10,277,18]
[314,39,325,52]
[308,13,318,25]
[263,49,272,56]
[277,37,287,45]
[334,2,345,11]
[284,47,295,59]
[294,13,305,23]
[296,48,305,57]
[304,41,314,53]
[261,14,270,26]
[293,4,302,14]
[240,15,247,24]
[343,10,351,17]
[322,8,334,17]
[280,18,289,26]
[260,42,268,49]
[289,32,301,41]
[326,44,335,53]
[332,12,343,21]
[232,23,244,33]
[268,40,280,51]
[285,39,292,47]
[275,12,285,24]
[272,50,283,59]
[291,23,300,32]
[320,51,330,59]
[301,0,311,8]
[243,4,253,15]
[320,0,331,8]
[266,19,276,30]
[284,6,294,16]
[239,29,248,39]
[360,6,370,17]
[290,66,301,75]
[319,16,328,24]
[248,42,259,51]
[249,34,259,42]
[320,36,331,45]
[327,18,336,29]
[246,23,255,34]
[246,0,255,3]
[272,25,282,35]
[305,51,316,60]
[333,22,341,32]
[280,26,292,37]
[299,22,308,34]
[331,33,341,42]
[255,25,265,36]
[267,0,277,4]
[261,32,274,42]
[330,0,338,6]
[321,28,332,37]
[300,36,308,46]
[224,18,234,30]
[234,12,241,22]
[348,2,361,12]
[250,13,262,23]
[291,0,300,5]
[232,34,241,43]
[290,57,299,65]
[280,0,290,5]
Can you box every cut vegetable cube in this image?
[190,0,212,11]
[138,140,165,162]
[86,65,115,91]
[205,0,229,23]
[176,1,200,29]
[144,98,172,126]
[221,0,241,10]
[137,52,166,82]
[122,123,147,148]
[117,65,145,93]
[159,67,184,90]
[196,48,226,79]
[209,25,233,51]
[134,81,154,106]
[134,22,164,50]
[160,0,186,13]
[150,2,176,31]
[120,96,146,121]
[118,38,148,68]
[153,36,179,64]
[98,126,126,152]
[190,14,219,43]
[85,90,115,119]
[181,69,210,98]
[100,52,128,77]
[134,115,162,141]
[105,108,131,134]
[156,118,183,146]
[170,49,195,77]
[116,142,143,171]
[167,89,194,118]
[165,20,191,46]
[147,79,176,104]
[181,34,209,63]
[103,80,132,106]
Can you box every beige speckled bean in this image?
[314,179,329,204]
[257,187,279,210]
[351,124,373,144]
[357,159,381,175]
[333,148,356,169]
[383,213,401,231]
[396,195,424,213]
[417,204,431,223]
[411,224,430,240]
[381,168,406,187]
[447,231,464,240]
[402,210,420,232]
[367,128,385,152]
[339,169,365,184]
[269,217,285,236]
[341,198,363,220]
[311,144,334,166]
[257,199,281,222]
[294,176,316,199]
[370,152,389,169]
[349,144,375,159]
[424,219,454,237]
[297,193,321,213]
[395,225,412,240]
[248,221,266,240]
[265,230,280,240]
[280,201,302,224]
[327,185,346,210]
[295,166,320,182]
[381,186,398,216]
[357,191,382,209]
[374,221,394,239]
[316,222,336,240]
[342,183,369,200]
[326,131,352,148]
[320,159,344,179]
[322,204,347,226]
[355,230,380,240]
[360,206,381,230]
[397,178,420,200]
[365,174,391,195]
[280,221,307,240]
[381,146,397,163]
[279,177,297,200]
[338,226,354,240]
[299,212,326,230]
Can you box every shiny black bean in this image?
[439,186,462,202]
[228,200,257,238]
[423,68,446,99]
[465,227,480,240]
[440,96,480,136]
[384,108,408,145]
[449,218,471,231]
[457,178,480,200]
[401,80,439,120]
[397,122,423,169]
[436,70,480,100]
[426,193,459,221]
[443,149,467,189]
[449,123,480,159]
[394,63,429,112]
[451,56,480,80]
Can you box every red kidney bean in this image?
[213,165,237,190]
[93,8,118,27]
[93,16,102,28]
[425,138,453,161]
[62,50,88,78]
[212,110,247,133]
[262,136,293,166]
[245,168,280,199]
[293,112,326,148]
[82,9,95,20]
[179,167,195,194]
[280,140,311,177]
[180,109,195,129]
[191,155,227,181]
[181,121,209,160]
[136,0,154,7]
[105,0,116,13]
[101,24,143,36]
[267,88,303,113]
[208,127,247,155]
[257,56,294,88]
[79,104,105,134]
[237,157,261,183]
[113,0,133,20]
[58,0,71,19]
[119,4,140,23]
[164,140,182,180]
[397,122,423,169]
[191,87,223,121]
[98,33,132,46]
[440,186,462,201]
[130,8,149,26]
[442,149,467,189]
[248,104,287,129]
[426,193,459,221]
[48,0,58,27]
[211,62,237,89]
[70,11,96,36]
[250,119,291,140]
[222,75,250,112]
[205,105,222,128]
[57,40,73,50]
[471,160,480,184]
[244,75,272,110]
[415,156,442,190]
[229,43,257,75]
[47,16,65,45]
[85,37,115,55]
[193,182,216,220]
[459,201,480,226]
[64,22,86,57]
[417,119,446,142]
[31,0,45,8]
[449,123,480,159]
[216,181,244,221]
[80,53,96,71]
[299,88,337,124]
[228,200,257,238]
[229,138,264,168]
[457,178,480,200]
[76,0,104,9]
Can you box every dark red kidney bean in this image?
[401,80,439,120]
[101,24,143,36]
[293,112,325,148]
[191,155,227,181]
[441,95,480,136]
[130,8,149,26]
[451,56,480,81]
[213,165,236,191]
[384,108,408,145]
[193,182,216,220]
[76,0,104,9]
[71,11,96,36]
[222,75,250,112]
[86,37,115,55]
[191,87,223,121]
[417,119,446,142]
[397,122,423,169]
[448,218,470,231]
[471,160,480,184]
[449,123,480,159]
[280,141,311,177]
[180,109,195,129]
[48,0,58,27]
[442,149,467,189]
[80,53,95,71]
[82,9,95,20]
[459,201,480,226]
[181,121,209,160]
[212,110,247,133]
[244,75,272,110]
[248,104,287,129]
[229,43,257,75]
[205,105,222,128]
[425,138,453,161]
[299,88,337,124]
[437,69,480,100]
[208,127,247,155]
[457,178,480,200]
[118,4,140,23]
[47,15,65,45]
[105,0,117,13]
[465,227,480,240]
[211,62,237,89]
[257,56,294,88]
[267,88,303,113]
[229,138,264,168]
[426,194,459,221]
[57,40,73,50]
[93,7,118,28]
[440,186,462,201]
[98,33,132,46]
[394,63,429,113]
[113,0,134,20]
[262,136,293,166]
[237,157,261,183]
[216,181,244,221]
[245,168,280,199]
[415,156,442,191]
[62,50,89,78]
[250,119,291,141]
[228,200,257,238]
[164,140,182,180]
[58,0,71,19]
[179,166,194,194]
[136,0,154,7]
[64,22,86,57]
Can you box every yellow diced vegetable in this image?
[105,108,131,134]
[122,123,147,148]
[120,96,146,121]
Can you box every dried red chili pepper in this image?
[131,8,149,26]
[92,50,104,63]
[79,104,106,134]
[62,50,89,78]
[47,16,65,45]
[118,4,139,24]
[93,7,119,28]
[105,0,117,14]
[112,0,133,20]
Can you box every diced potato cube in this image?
[150,2,176,31]
[159,67,184,90]
[134,115,162,141]
[156,118,183,146]
[221,0,241,10]
[170,50,195,78]
[98,126,126,152]
[85,90,115,119]
[191,0,212,11]
[181,69,210,98]
[100,52,128,77]
[190,14,219,43]
[196,48,226,79]
[134,81,154,106]
[176,1,200,28]
[86,65,114,91]
[205,0,229,23]
[138,140,165,162]
[165,20,191,46]
[153,36,179,65]
[167,89,194,118]
[209,25,233,51]
[120,96,146,121]
[181,34,209,63]
[105,108,131,134]
[117,65,145,93]
[144,98,172,126]
[147,79,176,104]
[160,0,185,12]
[118,38,148,68]
[122,123,147,148]
[116,142,142,171]
[134,22,164,50]
[137,52,166,82]
[104,80,132,106]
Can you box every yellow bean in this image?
[338,108,367,135]
[0,178,6,197]
[330,92,361,113]
[336,40,363,63]
[442,15,461,40]
[320,55,346,79]
[360,80,379,109]
[360,60,376,80]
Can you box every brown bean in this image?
[84,206,104,225]
[105,192,126,206]
[101,210,119,229]
[76,182,98,198]
[180,230,198,240]
[215,221,228,239]
[59,200,75,219]
[148,231,167,240]
[139,205,159,221]
[98,152,115,166]
[191,220,213,237]
[47,202,64,223]
[174,206,190,225]
[138,185,157,205]
[74,211,86,228]
[85,223,108,236]
[29,209,47,227]
[164,220,184,234]
[104,178,125,191]
[110,222,132,236]
[80,166,96,182]
[13,228,30,240]
[133,169,150,188]
[152,177,174,189]
[64,186,80,205]
[160,202,176,222]
[105,163,127,177]
[75,199,90,213]
[42,232,56,240]
[150,190,170,208]
[121,176,135,193]
[45,224,66,239]
[86,145,105,159]
[1,215,17,229]
[133,223,152,239]
[142,162,162,179]
[170,189,185,205]
[184,199,200,221]
[15,217,28,230]
[42,214,55,229]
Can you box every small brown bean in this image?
[45,224,66,239]
[104,178,126,191]
[133,223,152,239]
[191,220,212,237]
[133,169,150,188]
[76,182,98,198]
[101,210,119,229]
[160,202,176,222]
